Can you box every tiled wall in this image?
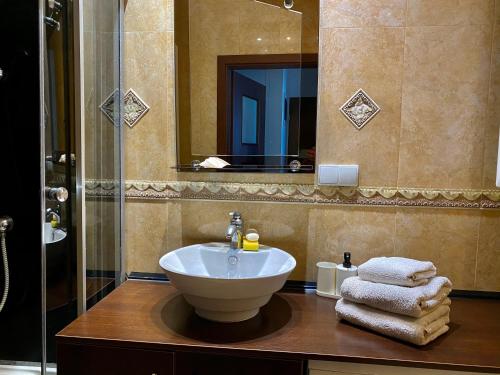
[123,0,177,182]
[123,0,500,291]
[317,0,498,189]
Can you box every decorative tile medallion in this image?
[99,88,150,128]
[99,89,120,127]
[123,89,150,128]
[340,89,380,130]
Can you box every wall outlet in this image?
[318,165,359,186]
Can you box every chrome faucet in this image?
[225,211,243,250]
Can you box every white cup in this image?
[316,261,337,295]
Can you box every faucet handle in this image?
[229,211,242,225]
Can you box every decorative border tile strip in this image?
[84,180,500,209]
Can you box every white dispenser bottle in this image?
[335,252,358,296]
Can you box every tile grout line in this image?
[480,0,498,190]
[393,205,399,258]
[396,0,410,190]
[477,0,496,289]
[473,213,483,289]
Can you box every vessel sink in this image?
[44,223,66,244]
[159,243,296,322]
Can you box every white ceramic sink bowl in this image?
[159,243,296,322]
[44,223,66,244]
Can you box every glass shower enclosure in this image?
[0,0,123,373]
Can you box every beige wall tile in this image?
[475,211,500,291]
[407,0,494,26]
[483,25,500,189]
[497,0,500,25]
[394,208,481,290]
[124,31,174,181]
[178,171,314,184]
[92,0,120,33]
[320,0,406,28]
[398,25,492,189]
[317,27,404,186]
[86,198,120,272]
[125,198,500,291]
[126,200,310,280]
[124,0,172,32]
[306,207,396,281]
[125,200,183,273]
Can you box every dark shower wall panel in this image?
[0,0,42,363]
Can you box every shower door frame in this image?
[73,0,85,316]
[72,0,126,315]
[39,0,125,372]
[38,1,47,373]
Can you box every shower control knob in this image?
[46,187,69,203]
[0,217,13,233]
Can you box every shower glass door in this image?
[43,0,78,367]
[80,0,124,311]
[42,0,123,371]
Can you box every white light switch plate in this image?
[318,164,359,186]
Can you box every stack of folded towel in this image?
[335,257,452,346]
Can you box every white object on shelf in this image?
[199,157,230,169]
[316,262,339,299]
[318,164,359,186]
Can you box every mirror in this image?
[174,0,319,173]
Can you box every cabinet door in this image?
[309,361,489,375]
[175,352,304,375]
[57,344,174,375]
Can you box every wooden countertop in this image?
[57,281,500,373]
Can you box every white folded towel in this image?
[335,298,450,346]
[340,276,452,317]
[358,257,437,287]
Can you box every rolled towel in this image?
[341,276,452,317]
[358,257,436,287]
[335,298,450,346]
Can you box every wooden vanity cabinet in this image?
[308,361,490,375]
[57,344,305,375]
[175,351,304,375]
[56,282,500,375]
[57,344,174,375]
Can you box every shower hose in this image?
[0,232,9,312]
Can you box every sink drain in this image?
[228,255,238,265]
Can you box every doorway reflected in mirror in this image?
[217,54,318,170]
